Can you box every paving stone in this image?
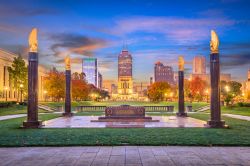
[0,146,250,166]
[111,147,126,156]
[109,155,125,164]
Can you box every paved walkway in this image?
[0,146,249,166]
[0,114,26,121]
[43,116,206,128]
[223,114,250,121]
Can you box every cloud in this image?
[48,33,106,57]
[0,1,58,17]
[106,16,236,44]
[221,53,250,69]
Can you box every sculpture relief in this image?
[178,56,184,71]
[65,55,71,70]
[210,30,219,54]
[29,28,38,53]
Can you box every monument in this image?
[23,28,42,128]
[176,56,187,117]
[92,105,158,122]
[63,55,73,117]
[206,30,227,128]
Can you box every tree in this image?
[8,55,28,101]
[221,81,242,105]
[44,68,65,101]
[148,82,171,102]
[72,72,89,101]
[189,77,207,102]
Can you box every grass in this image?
[0,113,250,146]
[221,106,250,116]
[203,106,250,116]
[40,101,208,111]
[0,104,50,116]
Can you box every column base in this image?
[205,120,229,128]
[62,112,74,117]
[22,120,42,128]
[176,112,188,117]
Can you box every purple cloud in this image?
[108,16,236,43]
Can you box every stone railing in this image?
[53,105,175,112]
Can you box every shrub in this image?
[237,102,250,107]
[0,101,17,108]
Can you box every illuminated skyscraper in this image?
[193,56,206,74]
[118,49,133,96]
[82,58,98,86]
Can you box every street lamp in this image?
[20,84,23,103]
[205,89,209,103]
[4,86,8,101]
[225,85,230,92]
[164,93,168,101]
[43,90,47,102]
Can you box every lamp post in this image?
[5,86,8,101]
[20,84,23,103]
[43,90,47,102]
[225,85,230,93]
[205,89,209,103]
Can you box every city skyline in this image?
[0,0,250,82]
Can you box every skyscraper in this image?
[98,72,102,89]
[82,58,98,87]
[193,56,206,74]
[118,49,133,95]
[154,62,175,85]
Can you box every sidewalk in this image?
[223,114,250,121]
[0,146,249,166]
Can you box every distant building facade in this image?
[0,48,47,101]
[154,62,175,85]
[82,58,98,87]
[220,73,231,82]
[244,70,250,99]
[193,56,206,74]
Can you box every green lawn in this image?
[0,104,50,116]
[0,113,249,146]
[222,106,250,116]
[203,106,250,116]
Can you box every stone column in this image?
[23,52,42,128]
[63,56,73,117]
[23,28,42,128]
[207,53,226,128]
[207,30,227,128]
[176,70,187,117]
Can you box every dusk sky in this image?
[0,0,250,82]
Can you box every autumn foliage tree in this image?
[44,68,65,101]
[148,82,171,102]
[188,77,207,102]
[71,72,89,101]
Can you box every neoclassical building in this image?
[0,48,47,101]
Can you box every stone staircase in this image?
[194,105,210,112]
[38,104,57,112]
